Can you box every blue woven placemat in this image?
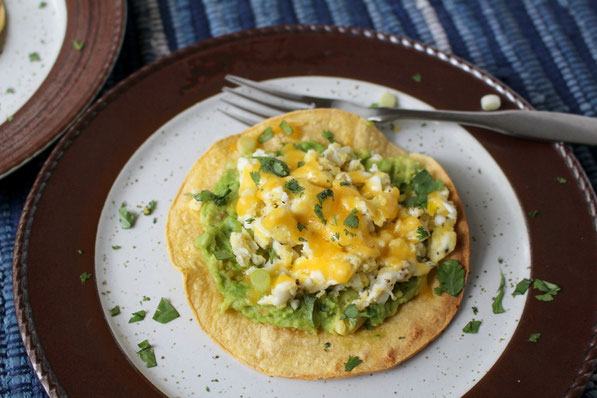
[1,0,596,396]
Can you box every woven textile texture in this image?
[1,0,596,396]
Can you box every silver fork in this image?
[219,75,597,145]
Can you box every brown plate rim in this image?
[0,0,127,178]
[12,24,597,397]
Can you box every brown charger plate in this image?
[12,25,597,397]
[0,0,126,178]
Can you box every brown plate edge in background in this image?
[0,0,127,178]
[11,25,597,397]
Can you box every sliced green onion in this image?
[250,269,271,293]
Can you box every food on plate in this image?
[166,109,469,378]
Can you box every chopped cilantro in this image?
[152,298,180,324]
[498,257,504,264]
[6,115,14,122]
[331,215,338,226]
[137,340,157,368]
[434,260,465,296]
[462,319,481,334]
[416,226,428,240]
[267,247,277,264]
[322,130,335,143]
[111,245,121,250]
[332,232,340,241]
[343,209,359,229]
[143,296,150,302]
[298,237,307,242]
[72,40,85,51]
[153,217,157,224]
[472,306,478,315]
[128,310,146,323]
[492,271,506,314]
[297,161,305,168]
[213,251,234,260]
[143,200,157,215]
[402,169,443,208]
[297,222,307,232]
[528,333,541,343]
[340,181,351,186]
[206,387,210,392]
[528,210,539,218]
[5,88,15,94]
[512,278,533,296]
[118,207,136,229]
[29,52,41,62]
[39,2,47,8]
[314,204,326,225]
[344,355,363,372]
[316,189,334,204]
[285,179,304,195]
[80,272,92,284]
[293,141,326,153]
[253,156,290,177]
[344,228,356,237]
[250,171,260,186]
[257,126,274,143]
[77,249,84,255]
[412,73,422,82]
[185,189,231,206]
[324,342,331,352]
[555,177,567,184]
[369,103,379,108]
[109,306,120,316]
[533,279,560,301]
[245,218,254,224]
[280,120,293,135]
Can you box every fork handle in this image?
[370,109,597,145]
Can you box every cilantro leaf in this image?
[143,200,157,215]
[555,177,566,184]
[293,141,326,153]
[285,179,304,195]
[412,73,422,83]
[472,306,478,315]
[6,88,15,94]
[324,342,331,352]
[29,52,41,62]
[322,130,335,143]
[128,310,147,323]
[137,340,157,368]
[416,226,428,240]
[344,355,363,372]
[297,222,307,232]
[152,298,180,324]
[252,156,290,177]
[528,210,539,218]
[535,293,554,302]
[250,171,260,186]
[280,120,293,135]
[402,169,443,208]
[343,209,359,229]
[112,245,121,250]
[340,181,351,186]
[118,207,137,229]
[298,237,307,242]
[80,272,92,284]
[257,126,274,143]
[213,251,234,260]
[433,260,465,296]
[314,204,326,225]
[297,161,305,168]
[109,306,120,316]
[492,271,506,314]
[512,278,533,296]
[533,279,560,294]
[528,333,541,342]
[72,40,85,51]
[316,189,334,204]
[462,319,481,334]
[185,189,231,206]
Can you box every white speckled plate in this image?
[95,76,530,397]
[0,0,66,122]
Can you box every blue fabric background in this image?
[1,0,596,396]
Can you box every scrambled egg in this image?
[231,141,457,310]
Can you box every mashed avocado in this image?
[195,152,427,334]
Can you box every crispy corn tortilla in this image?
[166,109,470,379]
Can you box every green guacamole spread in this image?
[195,144,428,334]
